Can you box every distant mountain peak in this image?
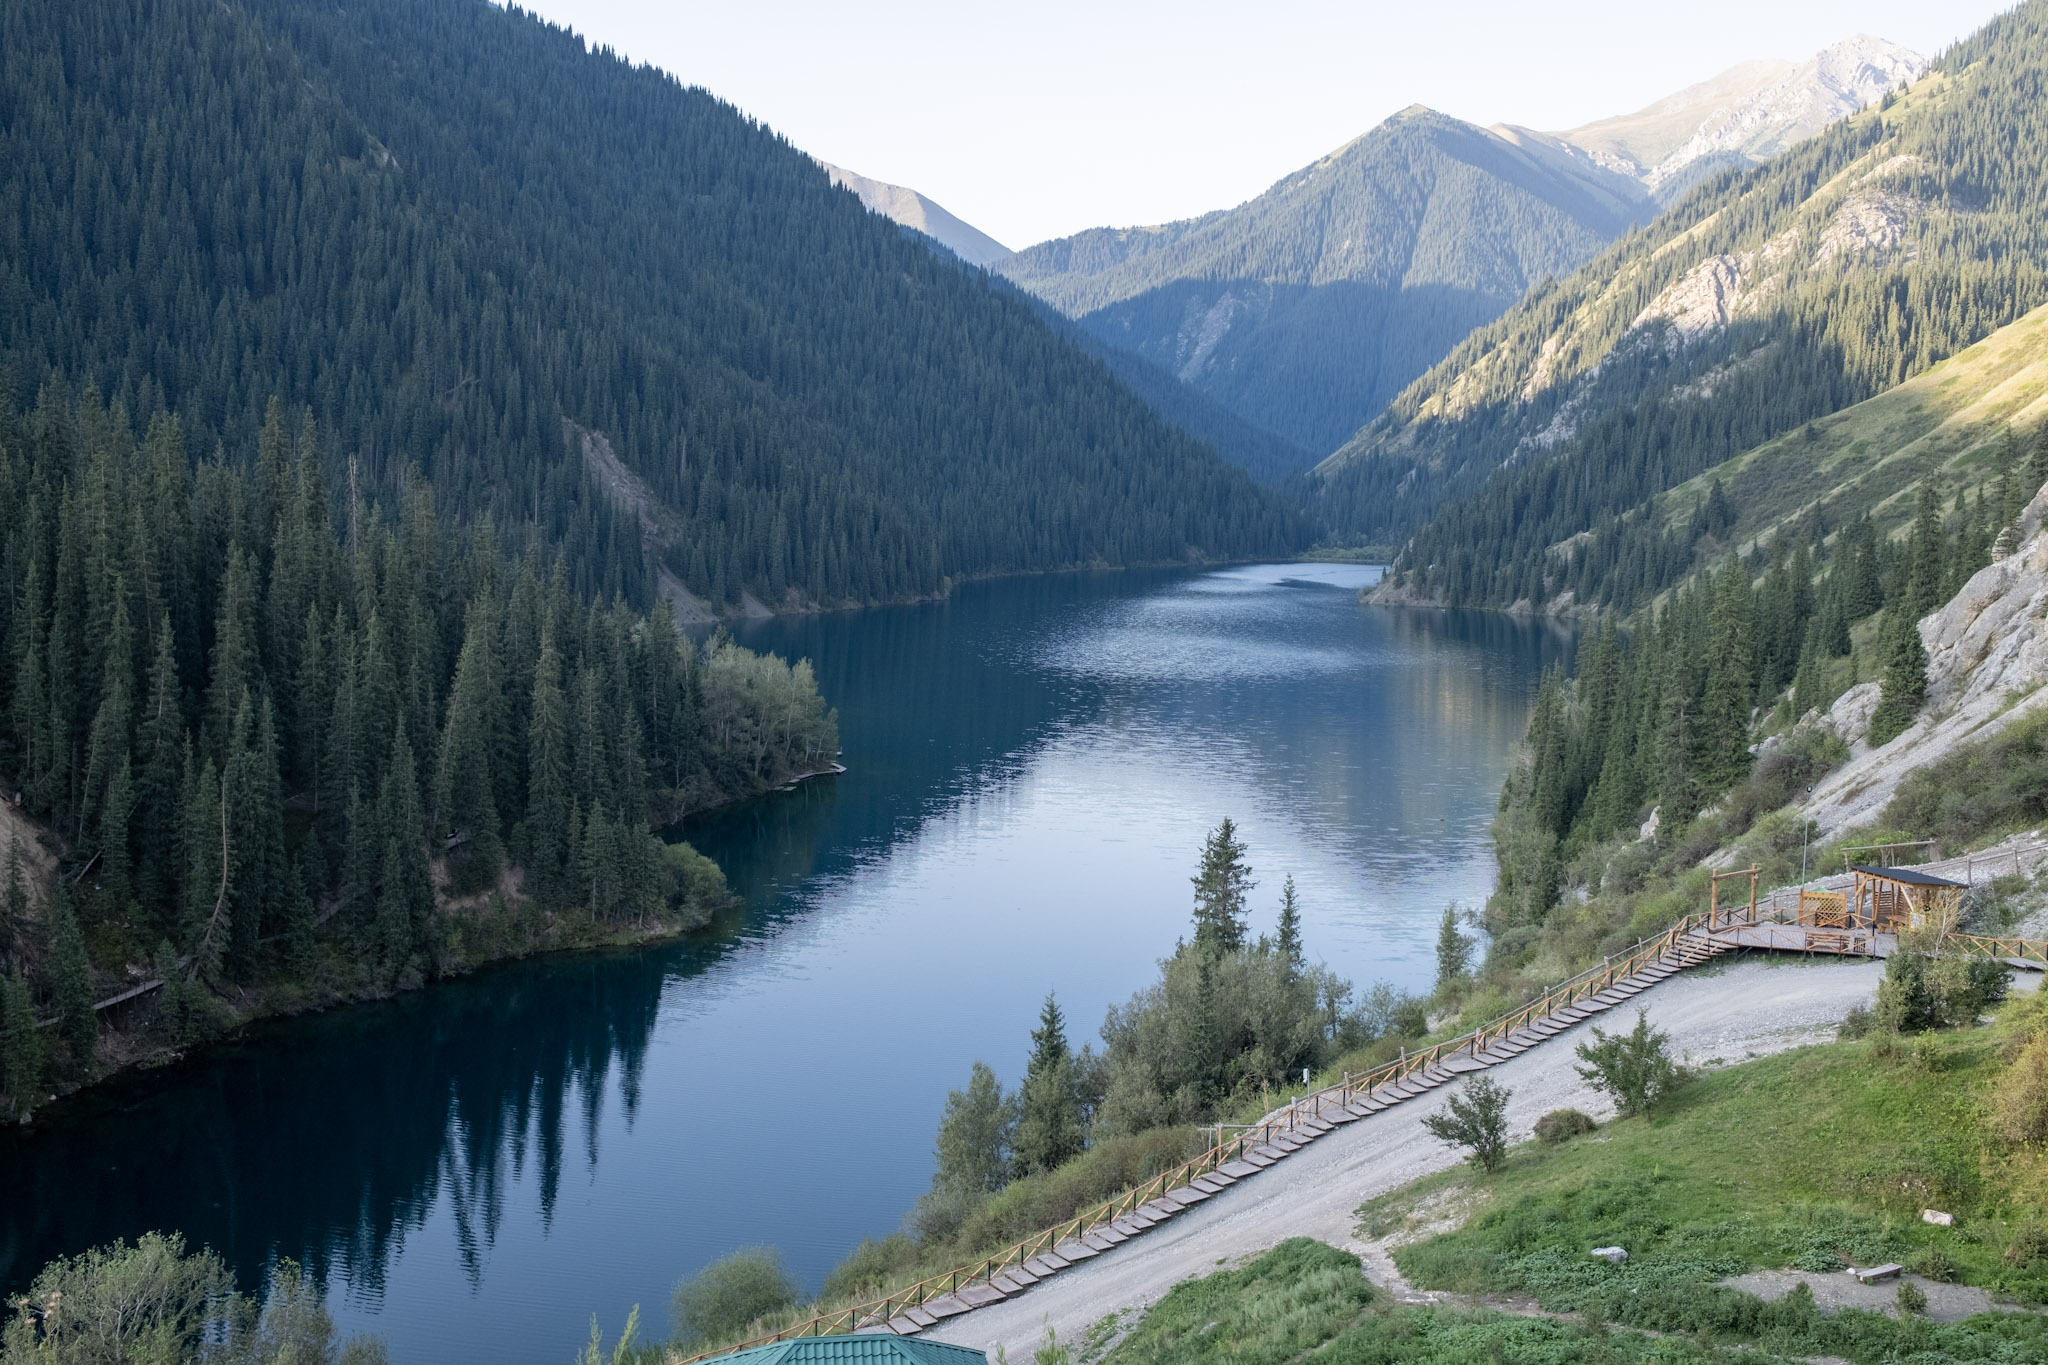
[1558,35,1928,202]
[813,159,1011,267]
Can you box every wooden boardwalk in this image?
[674,865,2048,1362]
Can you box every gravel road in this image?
[927,954,1892,1357]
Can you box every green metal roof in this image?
[708,1336,987,1365]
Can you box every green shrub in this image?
[819,1234,920,1303]
[1838,1004,1874,1040]
[1897,1279,1929,1314]
[1421,1075,1512,1173]
[669,1247,802,1346]
[2003,1222,2048,1269]
[1534,1109,1596,1144]
[1912,1243,1959,1283]
[1574,1010,1680,1118]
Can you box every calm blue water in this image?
[1,564,1571,1364]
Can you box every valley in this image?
[9,3,2048,1365]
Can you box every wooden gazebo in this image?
[1799,865,1965,933]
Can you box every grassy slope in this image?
[1092,1006,2048,1365]
[1651,298,2048,566]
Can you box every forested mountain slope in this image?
[0,0,1298,615]
[994,108,1653,452]
[1551,299,2048,616]
[1323,0,2048,607]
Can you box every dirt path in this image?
[927,954,1888,1359]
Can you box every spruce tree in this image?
[1907,480,1946,619]
[1869,608,1929,746]
[1013,993,1083,1174]
[1,969,44,1112]
[47,889,97,1074]
[1275,876,1303,979]
[526,627,571,895]
[1699,562,1756,793]
[375,725,433,974]
[434,597,505,881]
[1190,818,1255,950]
[1182,950,1223,1105]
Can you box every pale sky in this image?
[513,1,2013,251]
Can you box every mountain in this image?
[816,160,1013,266]
[994,108,1654,453]
[1552,36,1928,204]
[0,0,1300,617]
[1318,0,2048,609]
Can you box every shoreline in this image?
[15,765,848,1128]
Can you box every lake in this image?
[0,563,1572,1364]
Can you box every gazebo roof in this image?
[1848,864,1965,889]
[708,1338,987,1365]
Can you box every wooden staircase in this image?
[672,923,1738,1359]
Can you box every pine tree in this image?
[1699,562,1756,792]
[47,889,97,1074]
[1869,607,1929,746]
[433,595,505,882]
[374,725,432,974]
[0,969,44,1112]
[1275,875,1303,980]
[1013,993,1084,1175]
[1182,949,1223,1105]
[526,626,571,894]
[1190,818,1255,950]
[1907,480,1946,619]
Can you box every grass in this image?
[1084,1004,2048,1365]
[1373,1022,2048,1301]
[1095,1238,1803,1364]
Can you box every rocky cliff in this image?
[1805,484,2048,837]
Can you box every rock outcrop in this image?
[1805,486,2048,837]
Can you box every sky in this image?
[513,0,2013,251]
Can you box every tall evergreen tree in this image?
[1274,876,1303,980]
[1190,818,1255,950]
[1435,905,1472,989]
[1013,992,1084,1175]
[46,890,97,1074]
[0,969,44,1112]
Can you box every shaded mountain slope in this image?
[0,0,1300,612]
[1321,0,2048,607]
[995,108,1653,451]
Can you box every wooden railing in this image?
[1944,933,2048,968]
[673,915,1727,1362]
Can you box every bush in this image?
[1534,1108,1596,1144]
[1897,1279,1928,1315]
[1875,943,2010,1033]
[659,842,731,929]
[1993,1037,2048,1145]
[1911,1243,1958,1283]
[669,1247,802,1346]
[1421,1074,1512,1173]
[2004,1222,2048,1269]
[1838,1004,1874,1040]
[1574,1010,1680,1118]
[819,1234,920,1303]
[0,1235,382,1365]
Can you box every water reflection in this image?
[2,565,1570,1365]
